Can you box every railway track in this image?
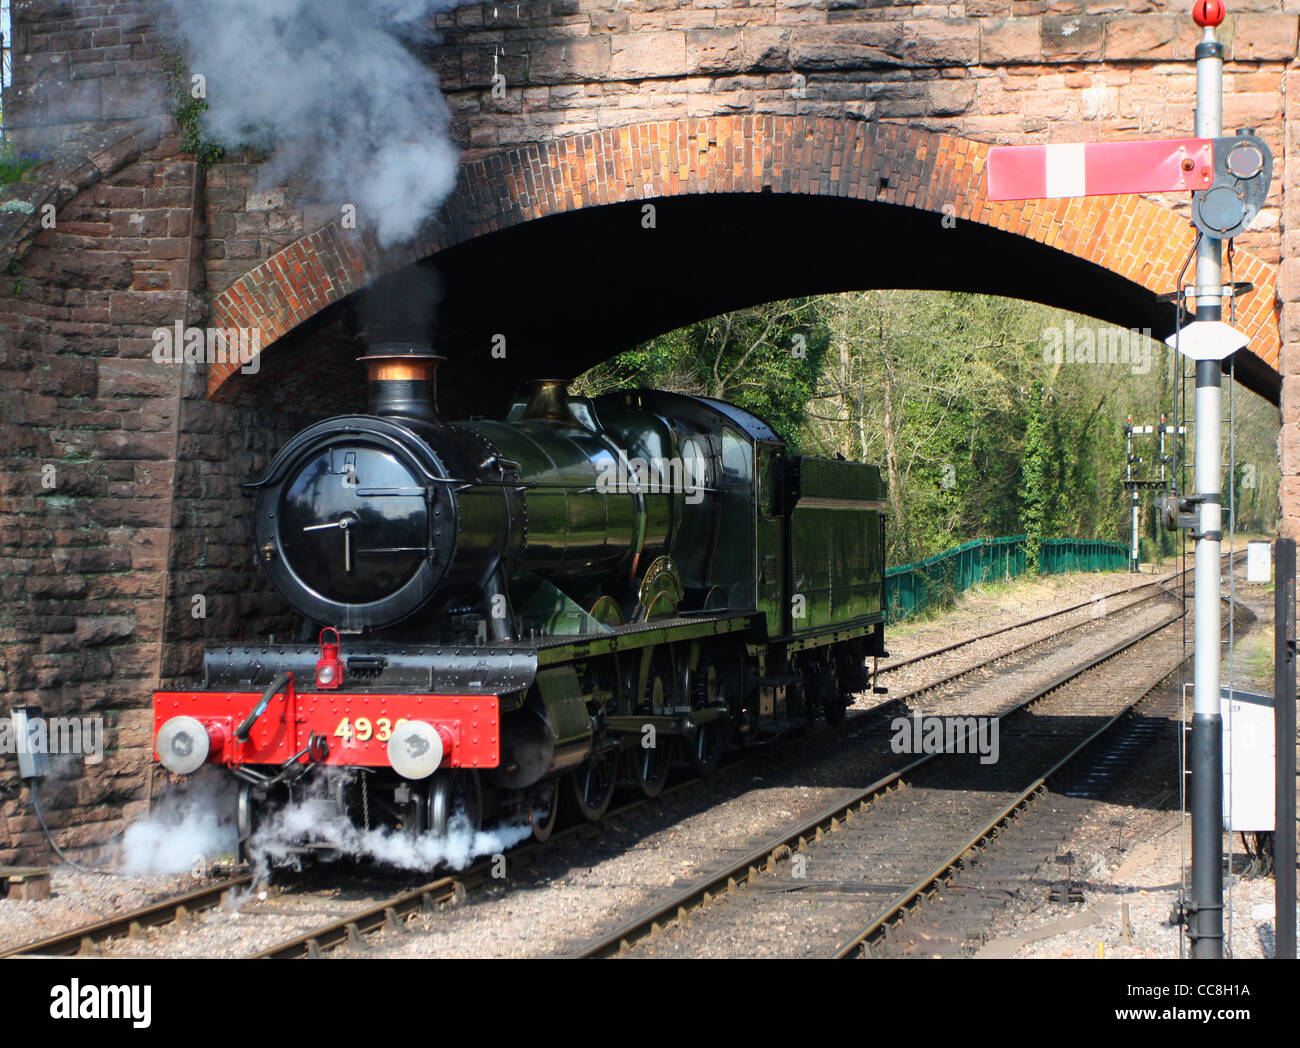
[244,789,696,960]
[0,874,254,958]
[881,584,1170,706]
[566,605,1193,959]
[876,572,1172,677]
[828,680,1178,958]
[0,777,711,959]
[0,556,1225,960]
[866,691,1177,958]
[252,572,1202,959]
[873,552,1231,706]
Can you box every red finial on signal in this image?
[1192,0,1225,27]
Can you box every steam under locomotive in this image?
[153,344,887,854]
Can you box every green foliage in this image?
[162,47,227,165]
[572,298,830,445]
[573,290,1280,565]
[1019,381,1049,572]
[0,142,41,186]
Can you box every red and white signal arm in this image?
[987,132,1273,240]
[987,139,1215,200]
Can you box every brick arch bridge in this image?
[209,116,1281,408]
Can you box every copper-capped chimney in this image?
[359,342,442,423]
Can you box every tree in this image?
[1019,381,1049,571]
[572,289,1279,565]
[572,298,830,444]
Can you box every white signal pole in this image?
[986,0,1274,962]
[1189,0,1225,960]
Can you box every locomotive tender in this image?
[153,344,887,852]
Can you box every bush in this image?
[0,143,42,186]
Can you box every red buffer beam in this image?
[987,138,1215,201]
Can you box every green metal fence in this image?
[884,535,1129,623]
[1038,537,1130,576]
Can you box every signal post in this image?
[987,0,1275,960]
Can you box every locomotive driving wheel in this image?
[629,646,676,798]
[568,748,618,821]
[427,769,482,836]
[629,733,674,798]
[687,652,732,775]
[569,651,622,822]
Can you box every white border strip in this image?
[1044,142,1086,198]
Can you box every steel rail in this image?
[830,666,1176,957]
[0,873,254,958]
[879,579,1163,675]
[879,551,1235,677]
[884,551,1238,707]
[568,608,1185,958]
[888,588,1172,706]
[250,867,488,959]
[248,779,704,959]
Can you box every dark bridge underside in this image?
[234,193,1278,420]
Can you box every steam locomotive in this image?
[153,344,887,852]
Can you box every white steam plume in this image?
[248,774,533,878]
[123,769,240,874]
[165,0,463,246]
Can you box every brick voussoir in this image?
[207,115,1281,398]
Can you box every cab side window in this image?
[680,435,709,497]
[720,427,751,486]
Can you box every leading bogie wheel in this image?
[527,781,560,842]
[237,782,257,844]
[428,769,482,836]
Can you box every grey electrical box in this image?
[9,706,51,781]
[1220,688,1274,832]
